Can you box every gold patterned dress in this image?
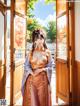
[22,48,53,106]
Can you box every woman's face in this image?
[34,37,44,50]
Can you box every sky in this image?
[32,0,56,27]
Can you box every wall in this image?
[0,11,5,98]
[0,12,4,63]
[75,2,80,61]
[74,2,80,104]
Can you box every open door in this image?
[10,0,27,105]
[56,0,71,103]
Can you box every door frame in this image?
[69,1,75,104]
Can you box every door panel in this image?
[10,0,26,105]
[57,14,67,60]
[56,0,70,103]
[15,0,26,15]
[57,0,66,15]
[56,60,69,101]
[14,63,24,101]
[13,8,26,105]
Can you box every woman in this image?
[21,29,54,106]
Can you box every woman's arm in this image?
[24,55,33,75]
[21,54,33,96]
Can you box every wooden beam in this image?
[10,0,15,105]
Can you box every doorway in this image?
[0,0,75,106]
[26,0,75,105]
[26,0,72,105]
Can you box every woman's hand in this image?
[33,68,45,76]
[30,71,34,76]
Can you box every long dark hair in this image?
[31,29,48,54]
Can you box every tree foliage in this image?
[46,21,56,42]
[45,0,56,4]
[27,0,56,42]
[27,18,42,32]
[27,17,43,40]
[27,0,56,12]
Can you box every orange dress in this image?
[22,48,53,106]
